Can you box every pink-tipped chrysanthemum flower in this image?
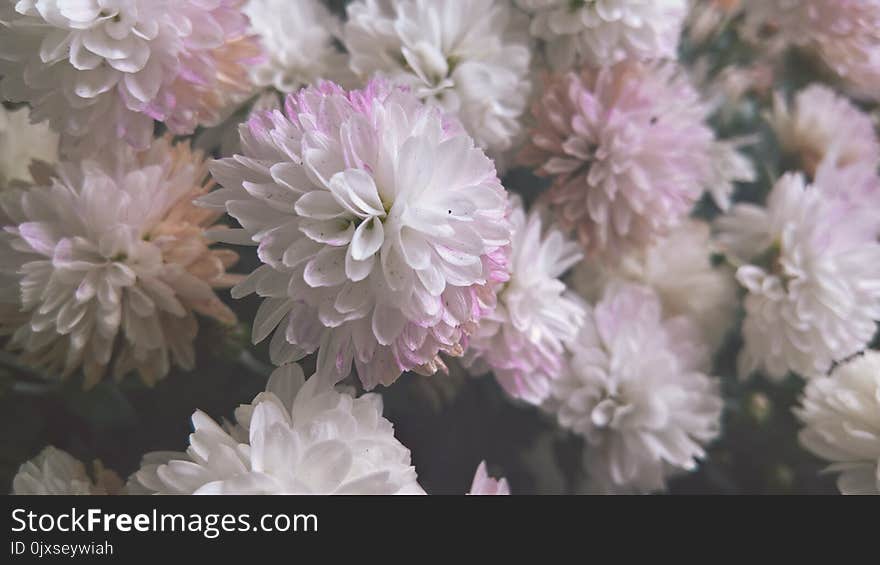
[0,136,241,388]
[519,61,713,260]
[463,197,585,405]
[0,1,261,154]
[201,80,512,389]
[743,0,880,102]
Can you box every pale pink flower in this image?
[519,62,713,260]
[743,0,880,101]
[463,197,585,404]
[546,283,722,494]
[0,137,241,387]
[0,1,261,154]
[769,84,880,179]
[201,80,511,389]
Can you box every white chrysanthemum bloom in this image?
[742,0,880,102]
[796,351,880,495]
[12,446,123,495]
[516,0,688,69]
[0,105,59,187]
[202,80,511,389]
[706,138,756,211]
[570,219,737,359]
[0,137,241,388]
[716,172,880,380]
[468,461,510,495]
[343,0,532,156]
[546,283,722,494]
[0,0,259,153]
[245,0,351,92]
[769,84,880,179]
[133,363,425,495]
[463,198,585,404]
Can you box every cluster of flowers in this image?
[3,0,880,495]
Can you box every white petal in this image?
[371,304,406,346]
[294,191,345,220]
[329,169,385,218]
[350,216,384,261]
[303,247,347,287]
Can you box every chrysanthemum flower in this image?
[0,106,59,188]
[343,0,532,157]
[516,0,688,69]
[769,84,880,179]
[743,0,880,101]
[705,138,756,211]
[570,219,738,359]
[0,136,241,388]
[468,460,510,495]
[546,283,722,494]
[133,363,424,494]
[463,198,584,404]
[12,446,123,495]
[519,61,713,259]
[716,172,880,380]
[202,80,511,389]
[796,351,880,495]
[0,1,261,153]
[245,0,350,92]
